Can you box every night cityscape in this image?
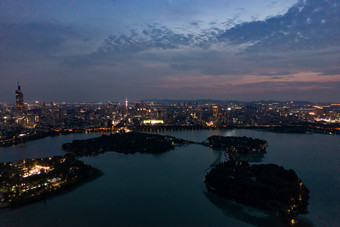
[1,0,340,226]
[0,82,339,146]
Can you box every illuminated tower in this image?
[15,81,24,114]
[212,105,218,118]
[125,97,128,111]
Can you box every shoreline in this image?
[0,156,103,210]
[6,168,103,209]
[1,124,338,148]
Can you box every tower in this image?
[212,105,218,118]
[16,81,24,114]
[125,97,128,111]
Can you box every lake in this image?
[0,129,339,226]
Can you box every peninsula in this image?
[0,155,102,208]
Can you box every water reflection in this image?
[208,147,265,163]
[204,192,314,227]
[234,152,265,163]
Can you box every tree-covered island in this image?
[62,131,189,156]
[208,135,268,153]
[0,155,102,208]
[205,153,309,222]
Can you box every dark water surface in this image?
[0,130,339,226]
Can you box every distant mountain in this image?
[140,99,314,105]
[141,99,240,104]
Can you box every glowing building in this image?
[15,82,24,114]
[212,105,218,118]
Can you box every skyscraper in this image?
[212,105,218,118]
[15,82,24,114]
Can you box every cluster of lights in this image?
[143,120,164,125]
[22,165,51,178]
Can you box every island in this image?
[62,131,189,156]
[205,153,310,221]
[0,155,102,208]
[208,135,268,153]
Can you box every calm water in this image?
[0,130,339,226]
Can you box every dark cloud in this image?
[244,47,340,75]
[261,71,297,76]
[219,0,340,52]
[320,68,340,76]
[95,24,225,55]
[237,81,328,88]
[190,21,204,26]
[233,80,340,101]
[97,25,189,54]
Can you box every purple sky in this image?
[1,0,340,103]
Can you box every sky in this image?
[1,0,340,103]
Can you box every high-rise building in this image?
[15,82,24,114]
[212,105,218,118]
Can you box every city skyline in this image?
[1,0,340,103]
